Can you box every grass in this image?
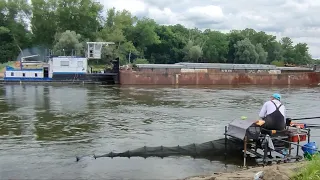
[292,153,320,180]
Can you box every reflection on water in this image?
[0,84,319,180]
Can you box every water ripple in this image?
[0,85,319,180]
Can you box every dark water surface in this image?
[0,84,319,180]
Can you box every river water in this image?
[0,84,319,180]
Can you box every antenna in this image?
[86,42,115,59]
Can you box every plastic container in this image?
[290,122,306,129]
[254,171,264,180]
[291,134,307,142]
[302,142,318,155]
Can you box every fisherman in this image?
[259,93,286,131]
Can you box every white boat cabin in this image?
[4,56,88,81]
[4,66,49,81]
[49,56,88,76]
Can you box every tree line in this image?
[0,0,316,66]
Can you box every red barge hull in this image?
[119,63,320,86]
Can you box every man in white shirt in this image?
[259,93,286,130]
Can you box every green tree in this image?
[234,38,258,64]
[145,25,185,64]
[188,45,203,62]
[255,43,268,64]
[0,0,32,63]
[226,30,245,63]
[98,8,138,65]
[129,17,160,56]
[55,0,103,40]
[0,2,315,66]
[31,0,58,47]
[293,43,312,65]
[280,37,295,64]
[202,30,229,63]
[53,30,83,56]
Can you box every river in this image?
[0,84,319,180]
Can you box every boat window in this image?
[60,61,69,66]
[77,61,83,67]
[23,73,25,77]
[11,72,14,76]
[35,73,38,77]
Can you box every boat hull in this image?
[119,69,320,86]
[1,73,118,84]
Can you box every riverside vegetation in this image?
[1,0,319,68]
[293,154,320,180]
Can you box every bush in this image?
[270,60,285,67]
[134,58,149,64]
[293,154,320,180]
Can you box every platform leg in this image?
[243,136,247,168]
[263,136,268,165]
[296,136,300,161]
[224,126,227,161]
[289,142,292,156]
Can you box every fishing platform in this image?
[224,118,313,167]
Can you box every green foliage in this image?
[270,60,285,67]
[53,30,84,56]
[293,154,320,180]
[312,59,320,64]
[134,58,149,64]
[0,1,316,66]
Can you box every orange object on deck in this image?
[290,134,307,142]
[290,122,306,129]
[256,120,265,126]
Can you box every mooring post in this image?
[243,136,247,168]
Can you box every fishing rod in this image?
[288,116,320,121]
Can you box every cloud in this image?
[98,0,320,58]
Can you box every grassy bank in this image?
[184,157,320,180]
[184,161,306,180]
[293,154,320,180]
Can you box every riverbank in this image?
[183,161,307,180]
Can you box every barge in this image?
[1,42,120,84]
[120,63,320,86]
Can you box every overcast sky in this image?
[98,0,320,59]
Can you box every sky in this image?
[98,0,320,59]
